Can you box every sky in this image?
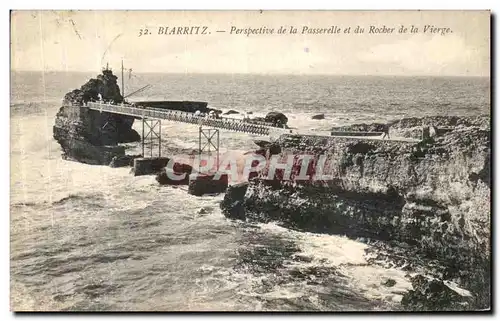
[10,10,490,76]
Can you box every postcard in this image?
[10,10,491,312]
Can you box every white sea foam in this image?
[10,73,489,311]
[256,222,413,306]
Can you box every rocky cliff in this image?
[53,70,140,165]
[221,115,490,310]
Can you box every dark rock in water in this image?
[268,142,282,156]
[188,173,229,196]
[53,69,140,165]
[249,117,291,129]
[220,182,249,220]
[156,168,190,185]
[109,154,141,168]
[155,162,193,185]
[251,141,281,162]
[254,140,272,149]
[251,116,266,122]
[133,157,170,176]
[311,113,325,120]
[58,142,126,165]
[292,254,313,263]
[402,275,471,311]
[252,143,281,158]
[265,112,289,126]
[357,237,368,244]
[382,278,397,287]
[172,162,194,175]
[198,207,214,215]
[224,110,240,115]
[247,111,253,115]
[53,104,140,148]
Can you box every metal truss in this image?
[142,118,162,157]
[198,126,220,172]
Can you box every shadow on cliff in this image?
[221,122,491,311]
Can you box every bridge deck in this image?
[86,102,284,136]
[84,102,420,144]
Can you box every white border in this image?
[4,1,499,10]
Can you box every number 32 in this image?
[139,29,150,37]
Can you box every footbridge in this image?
[84,102,421,160]
[85,101,287,158]
[86,102,284,136]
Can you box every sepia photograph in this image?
[10,10,491,312]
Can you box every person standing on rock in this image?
[382,124,390,140]
[98,93,103,102]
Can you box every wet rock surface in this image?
[64,69,124,105]
[188,173,229,196]
[223,110,240,115]
[401,275,472,311]
[331,122,388,133]
[221,115,491,310]
[221,182,249,221]
[109,154,142,168]
[132,157,171,176]
[390,115,489,139]
[311,113,325,120]
[265,112,289,126]
[53,69,140,165]
[155,162,193,185]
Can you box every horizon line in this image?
[9,69,489,78]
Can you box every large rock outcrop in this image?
[53,69,140,165]
[388,115,490,140]
[331,122,388,133]
[221,115,490,310]
[265,112,289,127]
[331,115,490,140]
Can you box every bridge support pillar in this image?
[142,118,162,158]
[198,126,220,172]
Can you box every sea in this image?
[10,71,490,311]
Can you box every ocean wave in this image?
[11,201,48,207]
[10,73,490,311]
[51,193,105,206]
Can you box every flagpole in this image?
[121,59,125,99]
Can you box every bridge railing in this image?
[86,102,274,136]
[143,106,283,129]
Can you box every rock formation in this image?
[53,69,141,165]
[311,113,325,120]
[223,110,240,115]
[401,275,473,311]
[331,122,388,133]
[265,112,289,127]
[156,162,193,185]
[389,115,490,139]
[188,173,229,196]
[109,154,142,168]
[221,115,490,310]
